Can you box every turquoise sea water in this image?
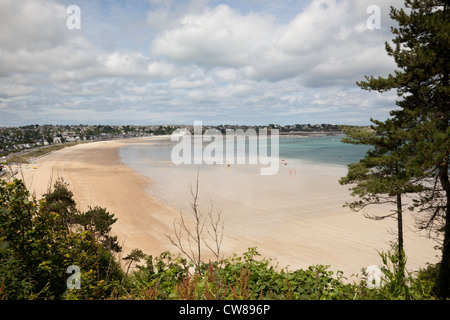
[278,136,370,166]
[119,135,370,168]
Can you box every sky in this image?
[0,0,405,127]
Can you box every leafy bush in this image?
[0,179,124,299]
[358,247,436,300]
[125,247,357,300]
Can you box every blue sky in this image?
[0,0,404,126]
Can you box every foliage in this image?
[355,0,449,298]
[215,247,354,300]
[0,178,124,299]
[76,206,121,253]
[339,120,419,263]
[124,246,435,300]
[40,178,78,230]
[127,247,352,300]
[356,246,436,300]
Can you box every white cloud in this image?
[277,0,347,54]
[0,84,35,98]
[151,5,280,68]
[0,0,67,51]
[146,0,209,32]
[150,0,400,84]
[0,0,406,126]
[168,76,215,89]
[214,68,238,82]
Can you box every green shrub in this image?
[126,247,358,300]
[0,179,124,299]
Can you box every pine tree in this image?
[339,117,420,276]
[356,0,449,298]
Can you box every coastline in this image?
[19,138,439,277]
[20,137,180,256]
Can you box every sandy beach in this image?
[18,139,181,256]
[18,138,439,277]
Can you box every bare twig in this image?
[167,168,225,268]
[203,201,224,260]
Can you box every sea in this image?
[277,135,370,166]
[119,135,370,169]
[118,134,370,214]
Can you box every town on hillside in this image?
[0,123,348,158]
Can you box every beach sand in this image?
[19,138,439,277]
[20,139,179,255]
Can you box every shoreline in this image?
[20,137,180,256]
[18,137,439,277]
[119,138,439,275]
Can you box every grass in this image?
[5,142,80,164]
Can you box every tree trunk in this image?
[397,194,404,256]
[435,164,450,298]
[435,38,449,298]
[397,193,405,278]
